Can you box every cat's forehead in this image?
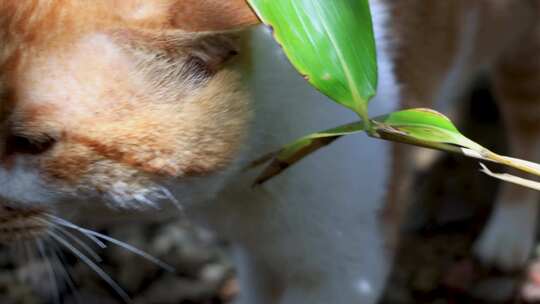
[14,33,137,115]
[0,0,259,37]
[0,0,174,24]
[0,0,257,120]
[0,1,166,75]
[0,1,178,110]
[0,1,172,42]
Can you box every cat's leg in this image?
[231,245,283,304]
[279,282,332,304]
[278,275,382,304]
[474,33,540,270]
[475,184,538,270]
[381,143,417,252]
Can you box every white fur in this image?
[475,183,539,271]
[434,8,479,111]
[188,1,399,303]
[474,142,540,270]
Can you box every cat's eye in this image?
[184,56,212,79]
[5,134,56,156]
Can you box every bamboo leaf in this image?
[480,163,540,191]
[246,0,377,122]
[371,108,483,151]
[245,2,540,192]
[371,109,540,187]
[252,121,365,185]
[252,108,540,189]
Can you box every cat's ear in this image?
[170,0,260,32]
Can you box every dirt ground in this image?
[1,81,539,304]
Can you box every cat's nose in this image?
[5,133,57,156]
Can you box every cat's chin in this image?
[165,160,246,210]
[66,156,246,213]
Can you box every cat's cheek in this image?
[39,152,92,185]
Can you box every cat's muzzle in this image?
[0,203,49,244]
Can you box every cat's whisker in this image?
[52,226,103,262]
[41,218,107,249]
[44,238,74,295]
[47,214,174,272]
[19,238,64,304]
[158,186,183,212]
[48,240,81,304]
[36,239,62,304]
[47,230,132,303]
[133,193,158,208]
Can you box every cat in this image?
[0,1,539,304]
[0,1,394,303]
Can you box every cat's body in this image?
[215,1,540,302]
[1,1,540,304]
[187,17,399,303]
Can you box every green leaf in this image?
[371,109,540,185]
[251,108,540,187]
[371,108,483,151]
[246,0,377,122]
[244,1,540,191]
[252,109,478,185]
[251,121,366,185]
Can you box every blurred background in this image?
[0,79,538,304]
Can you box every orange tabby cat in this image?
[1,1,540,304]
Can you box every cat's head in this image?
[0,0,260,242]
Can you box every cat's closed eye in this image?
[5,133,56,156]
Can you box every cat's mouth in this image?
[0,201,174,302]
[0,204,50,244]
